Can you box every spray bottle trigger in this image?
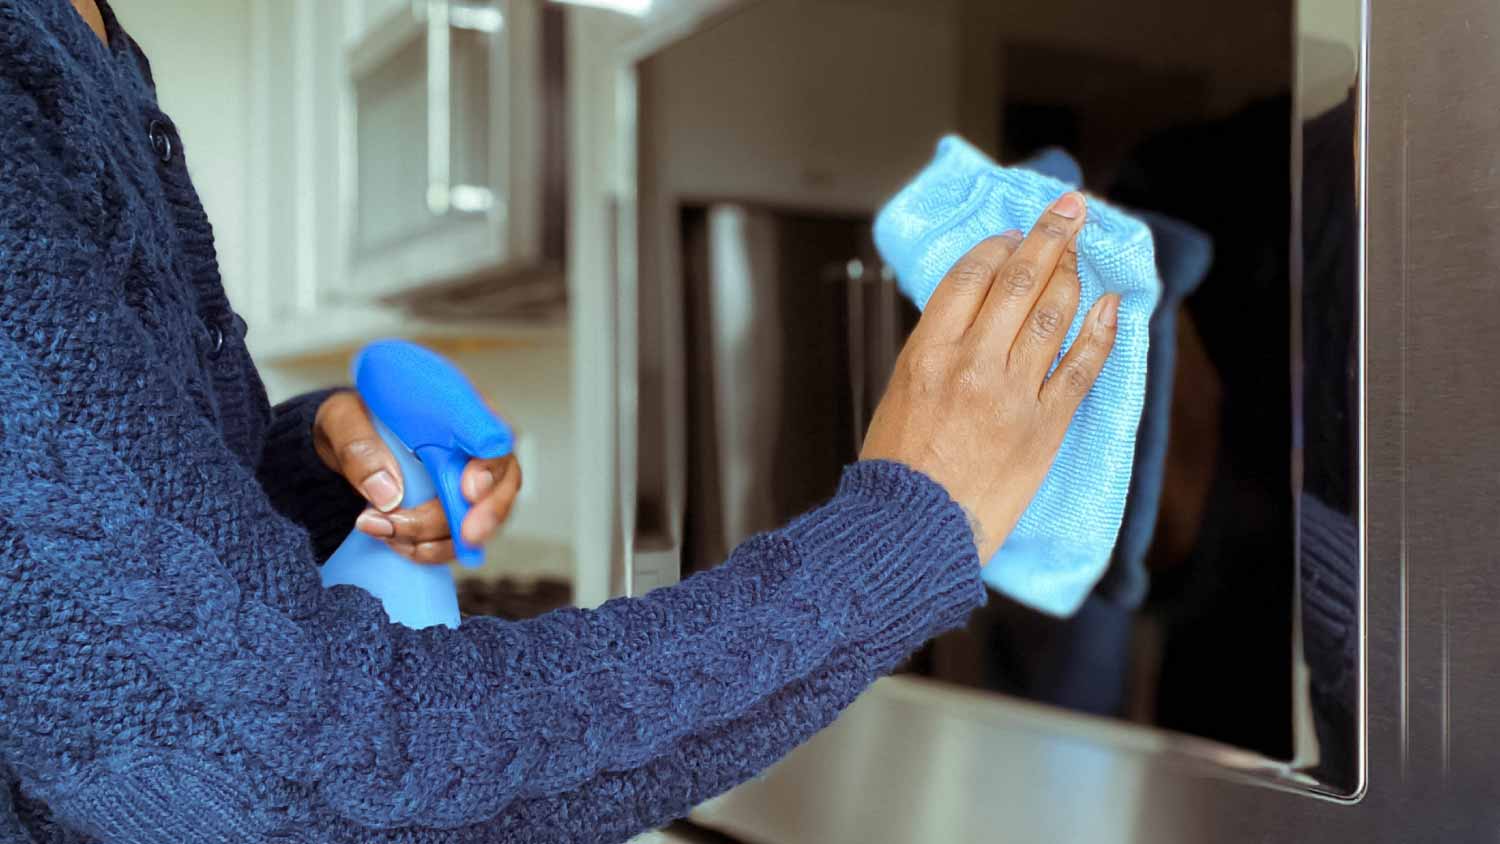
[417,445,486,568]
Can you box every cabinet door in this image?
[344,1,546,302]
[245,0,348,332]
[344,0,416,44]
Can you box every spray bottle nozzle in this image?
[320,339,514,627]
[353,340,514,566]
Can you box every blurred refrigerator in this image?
[676,204,918,575]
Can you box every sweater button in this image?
[206,323,225,355]
[148,119,173,164]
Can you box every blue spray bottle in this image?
[319,339,514,629]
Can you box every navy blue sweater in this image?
[0,2,985,842]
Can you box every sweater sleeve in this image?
[0,314,984,842]
[0,37,984,840]
[255,386,369,562]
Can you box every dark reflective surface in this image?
[644,0,1360,795]
[1295,85,1361,793]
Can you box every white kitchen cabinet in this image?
[345,0,555,303]
[242,0,351,352]
[240,0,565,363]
[345,0,416,41]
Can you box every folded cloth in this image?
[1007,151,1214,610]
[874,135,1160,617]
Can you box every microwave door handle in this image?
[424,0,500,216]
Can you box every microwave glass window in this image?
[645,0,1360,795]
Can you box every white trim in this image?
[293,0,320,314]
[244,0,274,330]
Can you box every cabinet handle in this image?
[424,0,500,215]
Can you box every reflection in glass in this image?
[1294,53,1361,792]
[644,0,1360,795]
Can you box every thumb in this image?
[313,390,405,512]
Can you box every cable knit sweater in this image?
[0,3,985,842]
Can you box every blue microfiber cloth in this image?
[874,135,1161,617]
[1010,150,1214,609]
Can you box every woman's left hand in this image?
[311,390,522,564]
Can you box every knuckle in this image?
[337,437,381,466]
[954,362,990,398]
[946,257,995,294]
[1059,247,1079,273]
[1061,361,1096,395]
[1037,217,1071,239]
[999,261,1039,298]
[904,344,950,385]
[1086,323,1115,351]
[1029,306,1065,338]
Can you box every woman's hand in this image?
[860,192,1119,561]
[311,390,522,563]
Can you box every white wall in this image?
[112,1,253,312]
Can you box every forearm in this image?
[298,462,981,831]
[2,346,981,839]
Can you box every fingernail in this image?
[1100,295,1120,327]
[355,511,395,538]
[362,470,402,512]
[1001,228,1023,241]
[1052,191,1084,219]
[468,468,495,499]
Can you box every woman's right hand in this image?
[860,192,1120,562]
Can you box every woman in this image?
[0,1,1119,841]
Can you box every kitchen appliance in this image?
[588,0,1500,837]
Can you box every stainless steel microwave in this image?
[571,0,1500,839]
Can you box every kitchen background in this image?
[122,0,656,612]
[122,0,1356,594]
[112,1,1363,840]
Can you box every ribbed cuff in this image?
[256,388,367,562]
[778,460,986,670]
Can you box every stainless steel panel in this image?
[615,0,1500,836]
